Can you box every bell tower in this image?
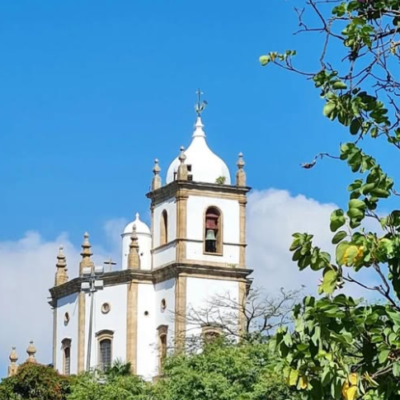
[147,97,251,348]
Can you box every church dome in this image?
[123,213,151,236]
[166,117,231,185]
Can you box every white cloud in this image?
[247,189,337,293]
[0,223,121,378]
[0,192,382,378]
[247,189,381,300]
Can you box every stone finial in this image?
[177,146,188,181]
[128,225,140,270]
[55,246,68,286]
[26,341,37,363]
[80,232,94,275]
[8,347,18,377]
[152,159,162,191]
[236,152,246,187]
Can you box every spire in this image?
[236,152,246,187]
[8,347,18,377]
[55,246,68,286]
[177,146,188,180]
[26,341,36,363]
[193,88,207,138]
[152,158,162,191]
[79,232,93,275]
[192,117,206,138]
[128,224,140,269]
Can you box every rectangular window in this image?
[100,339,112,371]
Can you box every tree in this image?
[66,374,150,400]
[184,287,302,345]
[152,340,299,400]
[0,362,70,400]
[260,1,400,400]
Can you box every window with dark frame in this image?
[100,339,112,372]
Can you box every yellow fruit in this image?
[299,376,308,389]
[346,386,358,400]
[342,381,350,398]
[349,373,357,386]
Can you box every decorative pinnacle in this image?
[153,158,161,175]
[26,341,36,361]
[81,232,92,257]
[179,146,186,164]
[56,246,67,268]
[9,347,18,363]
[237,152,245,169]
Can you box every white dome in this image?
[123,213,151,236]
[166,117,231,185]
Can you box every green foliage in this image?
[67,374,149,400]
[104,360,132,379]
[153,341,299,400]
[0,362,70,400]
[215,176,227,184]
[260,0,400,399]
[275,295,400,400]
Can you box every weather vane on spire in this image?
[195,88,208,116]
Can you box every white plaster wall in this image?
[85,284,128,370]
[153,199,177,248]
[187,196,239,242]
[153,242,176,268]
[154,278,176,366]
[186,241,240,264]
[186,277,239,338]
[121,232,152,270]
[136,283,157,379]
[56,293,79,374]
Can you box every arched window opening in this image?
[61,338,71,376]
[204,207,222,254]
[157,325,168,374]
[64,347,71,375]
[202,324,222,344]
[160,210,168,246]
[96,330,113,372]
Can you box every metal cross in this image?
[195,88,207,116]
[104,257,116,272]
[196,88,203,106]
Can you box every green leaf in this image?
[259,55,270,66]
[332,230,347,244]
[336,242,350,266]
[332,81,347,90]
[324,102,336,118]
[350,118,362,135]
[321,268,338,294]
[330,209,346,232]
[393,362,400,377]
[288,369,299,386]
[378,349,389,364]
[349,199,366,210]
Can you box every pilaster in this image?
[126,281,138,373]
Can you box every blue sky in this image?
[0,0,398,377]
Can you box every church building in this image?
[48,102,252,380]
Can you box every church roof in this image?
[166,116,231,185]
[123,213,151,236]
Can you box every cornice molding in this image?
[146,180,251,205]
[49,264,252,301]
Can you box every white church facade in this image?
[48,106,252,380]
